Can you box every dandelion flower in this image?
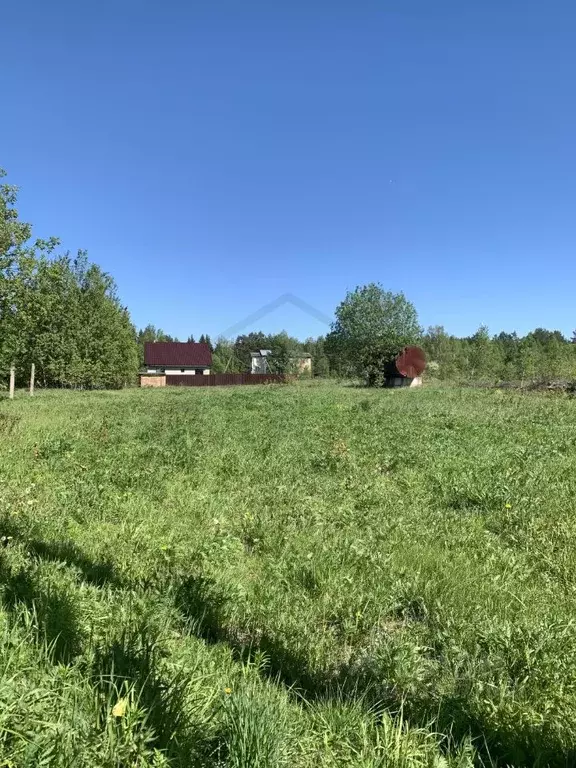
[224,687,232,694]
[112,698,128,717]
[505,503,512,509]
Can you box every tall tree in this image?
[68,254,138,388]
[267,331,299,374]
[0,168,139,388]
[466,326,503,380]
[234,331,269,370]
[422,326,467,380]
[212,338,244,372]
[326,283,421,384]
[304,335,329,377]
[1,169,37,371]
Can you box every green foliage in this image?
[233,331,269,370]
[196,334,213,351]
[0,169,139,388]
[212,338,245,373]
[266,331,300,374]
[466,325,503,379]
[326,284,421,384]
[423,325,576,383]
[302,335,330,377]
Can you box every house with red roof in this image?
[144,342,212,376]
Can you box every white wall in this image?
[147,367,211,375]
[251,358,267,373]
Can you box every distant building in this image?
[250,350,273,373]
[143,342,212,375]
[250,350,312,375]
[292,353,312,375]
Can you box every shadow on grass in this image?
[174,574,576,768]
[175,575,350,695]
[27,538,123,588]
[0,512,123,589]
[93,625,215,766]
[0,556,84,663]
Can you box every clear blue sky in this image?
[3,1,575,340]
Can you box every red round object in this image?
[394,346,426,378]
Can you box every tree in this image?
[1,167,139,388]
[1,169,38,371]
[212,338,244,373]
[466,326,503,381]
[234,332,268,370]
[518,336,541,382]
[313,355,330,377]
[68,254,138,388]
[523,328,574,380]
[187,334,195,343]
[422,326,467,380]
[267,331,299,374]
[196,334,214,351]
[529,328,566,345]
[326,284,421,384]
[304,335,330,377]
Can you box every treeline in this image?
[321,284,576,384]
[148,302,576,384]
[3,169,575,390]
[1,170,137,388]
[423,325,576,383]
[204,326,576,384]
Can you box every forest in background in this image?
[2,168,576,389]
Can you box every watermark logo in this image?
[219,292,332,338]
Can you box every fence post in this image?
[29,363,35,397]
[9,364,15,399]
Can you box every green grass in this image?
[1,380,576,766]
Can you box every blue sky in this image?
[2,1,575,340]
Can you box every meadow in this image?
[1,380,576,766]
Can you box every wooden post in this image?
[9,365,15,400]
[29,363,35,397]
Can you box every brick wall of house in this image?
[140,375,166,388]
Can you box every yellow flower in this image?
[112,698,128,717]
[505,503,512,509]
[224,687,232,695]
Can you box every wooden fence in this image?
[165,373,286,387]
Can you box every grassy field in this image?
[1,381,576,766]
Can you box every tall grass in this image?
[1,382,576,764]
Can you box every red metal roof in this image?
[144,342,212,367]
